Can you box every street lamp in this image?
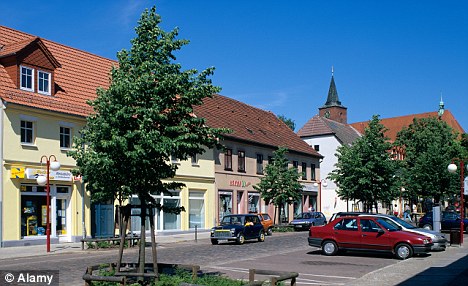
[448,159,467,244]
[314,179,328,212]
[36,155,60,252]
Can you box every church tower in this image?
[318,67,348,123]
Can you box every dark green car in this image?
[210,214,265,245]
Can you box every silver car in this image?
[370,214,447,251]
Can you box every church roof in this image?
[350,110,465,142]
[297,115,361,146]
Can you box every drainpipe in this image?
[0,101,5,247]
[81,179,87,239]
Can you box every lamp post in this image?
[314,179,328,212]
[448,159,467,244]
[36,155,60,252]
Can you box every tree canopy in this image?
[69,7,227,208]
[328,115,398,211]
[394,116,462,203]
[253,147,302,223]
[278,115,296,131]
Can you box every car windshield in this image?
[295,213,312,219]
[388,216,416,229]
[375,218,401,231]
[221,216,244,225]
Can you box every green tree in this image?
[68,7,227,278]
[253,147,302,224]
[328,115,398,212]
[394,117,462,205]
[278,115,295,131]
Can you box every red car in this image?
[308,215,433,260]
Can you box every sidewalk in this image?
[0,230,211,260]
[348,234,468,286]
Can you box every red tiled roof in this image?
[297,115,361,146]
[0,25,117,117]
[350,111,465,141]
[194,94,322,157]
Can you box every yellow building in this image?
[0,25,218,247]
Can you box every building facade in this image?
[194,95,323,224]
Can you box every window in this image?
[301,162,307,180]
[20,66,34,91]
[60,126,71,149]
[293,161,299,169]
[189,191,205,228]
[267,156,273,164]
[311,164,316,180]
[238,151,245,172]
[314,145,320,151]
[334,218,358,231]
[171,154,179,163]
[256,154,263,174]
[38,71,51,95]
[191,153,198,165]
[224,149,232,170]
[21,120,34,144]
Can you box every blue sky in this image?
[1,1,467,131]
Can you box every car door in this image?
[359,218,391,252]
[442,212,460,230]
[333,218,362,249]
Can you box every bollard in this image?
[195,225,198,242]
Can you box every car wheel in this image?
[395,243,413,260]
[266,227,273,236]
[237,233,245,245]
[210,239,218,245]
[322,240,338,256]
[258,231,265,242]
[422,224,432,230]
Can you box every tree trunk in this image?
[116,205,128,273]
[273,205,277,225]
[138,203,146,280]
[149,206,159,280]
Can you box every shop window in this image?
[189,191,205,229]
[248,192,260,213]
[219,191,232,222]
[238,151,245,172]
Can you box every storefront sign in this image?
[302,183,317,193]
[229,180,251,187]
[11,167,25,178]
[25,168,73,182]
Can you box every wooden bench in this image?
[81,236,140,250]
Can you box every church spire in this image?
[438,92,445,117]
[322,67,344,108]
[318,67,348,123]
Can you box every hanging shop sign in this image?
[25,168,73,182]
[10,167,25,179]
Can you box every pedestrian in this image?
[393,204,399,217]
[404,204,412,222]
[308,206,314,212]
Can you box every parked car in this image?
[257,213,274,236]
[289,212,327,230]
[418,211,468,233]
[210,214,265,245]
[330,212,447,251]
[308,215,433,259]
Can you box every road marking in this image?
[209,266,356,285]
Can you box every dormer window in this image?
[20,66,34,92]
[38,70,51,95]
